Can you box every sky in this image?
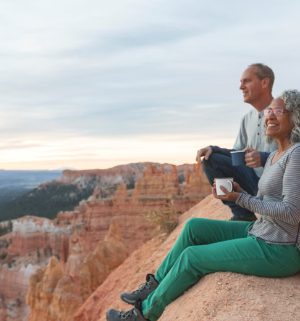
[1,0,300,170]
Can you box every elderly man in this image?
[196,63,277,221]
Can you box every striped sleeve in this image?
[236,146,300,225]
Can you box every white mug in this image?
[215,178,233,196]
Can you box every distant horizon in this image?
[0,157,216,171]
[0,169,63,172]
[0,136,234,171]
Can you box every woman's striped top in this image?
[236,143,300,248]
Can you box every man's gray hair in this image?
[281,89,300,143]
[249,63,275,90]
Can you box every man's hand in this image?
[245,148,261,168]
[196,146,212,162]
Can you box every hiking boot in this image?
[106,302,148,321]
[120,274,158,305]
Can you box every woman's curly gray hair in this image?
[280,89,300,143]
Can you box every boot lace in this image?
[133,279,152,294]
[119,309,135,320]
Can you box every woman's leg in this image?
[155,217,251,282]
[120,218,250,306]
[143,236,300,321]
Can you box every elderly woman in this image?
[107,89,300,321]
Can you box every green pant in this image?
[142,218,300,321]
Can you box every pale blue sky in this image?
[1,0,300,169]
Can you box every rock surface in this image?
[74,196,300,321]
[24,163,210,321]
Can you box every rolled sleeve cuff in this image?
[236,192,251,208]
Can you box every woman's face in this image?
[264,97,294,141]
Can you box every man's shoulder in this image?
[240,108,258,123]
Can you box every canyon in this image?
[0,162,210,321]
[1,163,299,321]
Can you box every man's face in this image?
[239,67,266,105]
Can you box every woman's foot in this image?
[120,274,158,304]
[106,302,148,321]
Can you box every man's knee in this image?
[203,152,229,169]
[201,158,209,171]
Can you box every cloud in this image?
[1,0,300,169]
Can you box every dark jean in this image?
[202,149,259,220]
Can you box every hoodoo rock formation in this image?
[26,163,210,321]
[0,217,70,321]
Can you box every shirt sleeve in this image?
[233,116,247,150]
[236,147,300,225]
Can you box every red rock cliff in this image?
[0,217,70,321]
[24,163,210,321]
